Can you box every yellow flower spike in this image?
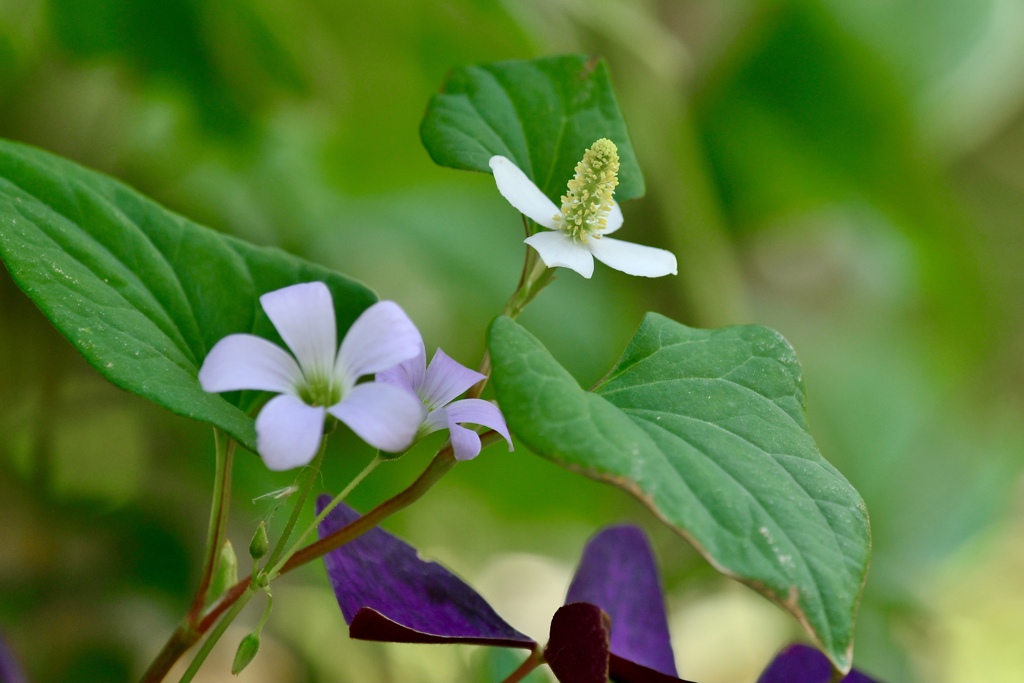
[555,138,620,242]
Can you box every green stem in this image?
[138,623,198,683]
[267,453,382,578]
[279,443,460,572]
[469,250,550,400]
[178,587,257,683]
[261,436,328,573]
[146,427,495,680]
[500,647,546,683]
[187,430,235,621]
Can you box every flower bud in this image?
[249,522,269,561]
[208,540,238,601]
[231,632,261,675]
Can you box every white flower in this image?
[489,138,677,279]
[198,282,426,471]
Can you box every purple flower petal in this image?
[419,349,486,410]
[376,339,427,395]
[328,382,425,453]
[260,282,337,379]
[545,603,611,683]
[446,399,513,451]
[566,526,678,678]
[489,155,560,230]
[0,631,27,683]
[255,394,326,470]
[317,498,536,649]
[524,231,596,278]
[588,237,678,278]
[335,301,422,382]
[757,644,880,683]
[198,333,302,394]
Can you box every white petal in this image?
[199,333,302,394]
[255,394,326,470]
[335,301,422,385]
[489,155,560,229]
[602,201,624,235]
[260,282,336,379]
[588,236,678,277]
[524,231,595,278]
[328,382,426,453]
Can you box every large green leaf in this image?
[0,139,376,452]
[489,315,870,672]
[420,54,645,203]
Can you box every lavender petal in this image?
[566,525,677,678]
[446,399,513,449]
[376,338,427,395]
[335,301,422,382]
[254,394,326,470]
[448,421,483,461]
[420,349,486,409]
[260,282,338,379]
[328,382,425,453]
[198,333,302,394]
[317,498,536,649]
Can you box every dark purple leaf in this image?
[317,496,536,649]
[545,603,611,683]
[0,631,27,683]
[757,644,881,683]
[567,525,678,678]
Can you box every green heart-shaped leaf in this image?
[489,315,870,672]
[0,139,376,452]
[420,54,644,202]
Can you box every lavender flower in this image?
[377,339,512,461]
[199,282,425,470]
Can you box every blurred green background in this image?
[1,0,1023,681]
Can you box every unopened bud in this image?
[231,632,261,675]
[249,522,269,561]
[208,540,238,601]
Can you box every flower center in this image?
[554,138,620,243]
[298,372,341,407]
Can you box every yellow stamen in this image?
[554,138,620,242]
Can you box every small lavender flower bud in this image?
[231,633,261,675]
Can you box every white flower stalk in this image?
[198,282,426,471]
[489,138,678,279]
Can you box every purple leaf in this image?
[0,630,27,683]
[317,496,536,649]
[566,526,678,678]
[757,644,881,683]
[545,603,611,683]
